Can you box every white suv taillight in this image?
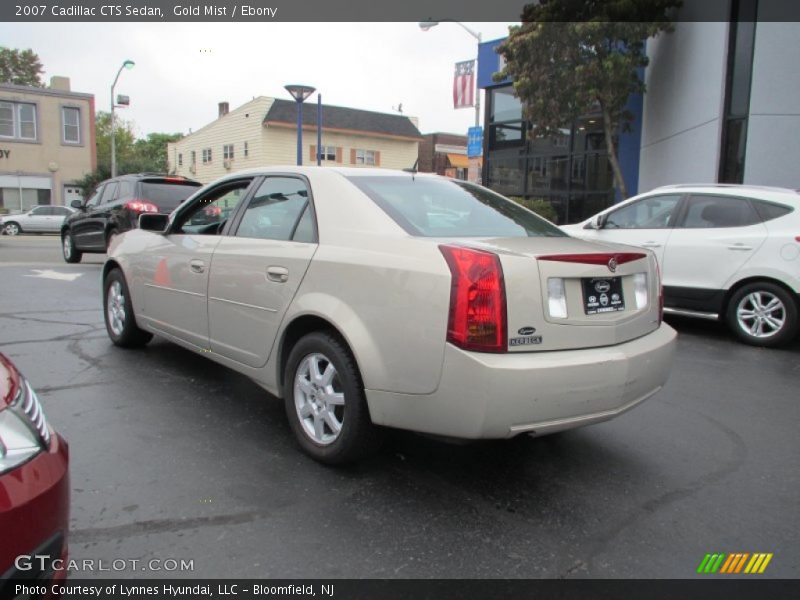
[633,273,649,309]
[547,277,568,319]
[439,245,507,353]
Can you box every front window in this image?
[0,101,37,141]
[320,145,336,161]
[347,175,565,238]
[604,195,681,229]
[355,149,376,165]
[62,106,80,144]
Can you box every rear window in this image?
[347,176,565,238]
[140,181,202,210]
[752,200,793,222]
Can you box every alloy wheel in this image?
[4,223,20,236]
[106,280,127,336]
[293,353,346,445]
[736,291,786,339]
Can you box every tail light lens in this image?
[656,261,664,324]
[538,252,646,266]
[439,245,507,353]
[125,199,158,213]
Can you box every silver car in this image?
[1,205,77,235]
[102,167,676,463]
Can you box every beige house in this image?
[167,97,421,183]
[0,77,96,211]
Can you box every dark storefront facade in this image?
[478,38,643,225]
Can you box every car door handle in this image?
[727,244,753,251]
[641,242,661,248]
[266,266,289,283]
[190,259,205,273]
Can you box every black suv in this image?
[62,173,202,263]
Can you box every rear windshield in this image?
[346,176,565,238]
[140,181,201,210]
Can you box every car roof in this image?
[649,183,800,204]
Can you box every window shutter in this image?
[350,149,356,164]
[336,147,343,163]
[310,145,316,162]
[374,151,381,167]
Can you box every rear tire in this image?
[103,268,152,348]
[3,222,21,236]
[62,231,82,263]
[726,282,798,347]
[284,332,381,464]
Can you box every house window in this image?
[178,153,183,166]
[223,144,234,160]
[191,150,196,165]
[244,141,249,157]
[356,149,376,165]
[202,148,212,164]
[0,101,37,141]
[62,106,81,144]
[320,145,336,161]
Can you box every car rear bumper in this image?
[0,433,69,586]
[366,324,677,439]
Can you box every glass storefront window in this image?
[490,87,522,123]
[487,155,525,196]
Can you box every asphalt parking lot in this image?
[1,234,798,579]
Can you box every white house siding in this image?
[168,97,420,184]
[168,97,273,183]
[261,126,419,171]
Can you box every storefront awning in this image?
[446,153,471,169]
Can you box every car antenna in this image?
[403,159,419,180]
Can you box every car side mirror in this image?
[139,213,170,233]
[585,214,605,230]
[70,199,84,209]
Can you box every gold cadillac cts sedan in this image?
[102,167,677,464]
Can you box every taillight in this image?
[656,261,664,325]
[439,245,507,353]
[125,199,158,213]
[204,205,222,217]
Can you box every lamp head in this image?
[418,20,439,31]
[284,85,316,103]
[123,60,135,70]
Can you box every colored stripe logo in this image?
[697,553,773,574]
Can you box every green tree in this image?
[0,47,44,87]
[495,0,680,199]
[77,112,183,197]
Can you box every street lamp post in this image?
[419,20,482,130]
[284,85,316,166]
[110,59,135,178]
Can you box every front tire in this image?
[103,268,152,348]
[726,282,798,347]
[284,332,381,464]
[3,222,21,236]
[62,231,82,263]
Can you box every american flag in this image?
[453,60,476,109]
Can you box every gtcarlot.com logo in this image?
[697,552,773,574]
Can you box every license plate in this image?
[582,277,625,314]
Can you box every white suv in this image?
[562,184,800,346]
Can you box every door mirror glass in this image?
[139,213,170,233]
[585,214,605,230]
[70,199,84,209]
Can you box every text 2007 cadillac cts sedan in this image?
[102,167,677,463]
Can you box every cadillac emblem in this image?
[607,257,618,273]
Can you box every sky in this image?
[1,22,517,139]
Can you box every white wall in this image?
[744,20,800,188]
[638,22,729,191]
